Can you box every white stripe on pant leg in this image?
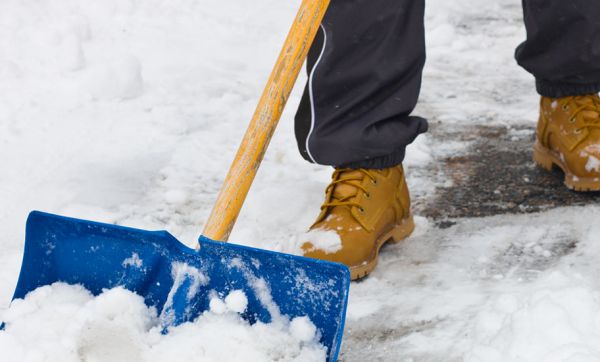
[305,24,327,164]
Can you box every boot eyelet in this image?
[562,105,569,111]
[574,128,582,134]
[364,193,371,199]
[359,207,365,213]
[569,117,576,123]
[371,179,377,185]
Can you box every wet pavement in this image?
[419,122,600,224]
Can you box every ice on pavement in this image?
[2,0,600,360]
[0,283,326,361]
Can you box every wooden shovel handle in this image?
[201,0,331,242]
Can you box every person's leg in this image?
[517,1,600,191]
[295,0,427,170]
[516,1,600,97]
[295,0,426,280]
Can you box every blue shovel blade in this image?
[9,211,350,362]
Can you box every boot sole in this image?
[350,214,415,281]
[533,141,600,192]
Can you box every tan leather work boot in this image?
[301,165,414,280]
[534,94,600,191]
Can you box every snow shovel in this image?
[8,0,350,360]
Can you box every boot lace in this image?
[321,168,376,229]
[559,95,600,135]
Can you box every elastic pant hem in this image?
[536,79,600,98]
[337,149,407,170]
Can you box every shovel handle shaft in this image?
[202,0,330,242]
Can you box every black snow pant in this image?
[295,0,600,169]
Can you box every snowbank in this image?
[0,283,326,362]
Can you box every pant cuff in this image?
[337,148,407,170]
[536,79,600,98]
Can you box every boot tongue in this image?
[332,170,364,200]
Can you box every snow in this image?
[343,208,600,360]
[224,290,248,314]
[0,283,326,361]
[122,252,144,268]
[290,316,319,343]
[1,0,600,360]
[466,271,600,362]
[158,262,209,327]
[82,54,144,100]
[168,262,209,302]
[294,228,343,255]
[209,296,228,315]
[585,155,600,173]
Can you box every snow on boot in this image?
[301,165,414,280]
[534,94,600,191]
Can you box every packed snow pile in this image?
[0,283,326,362]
